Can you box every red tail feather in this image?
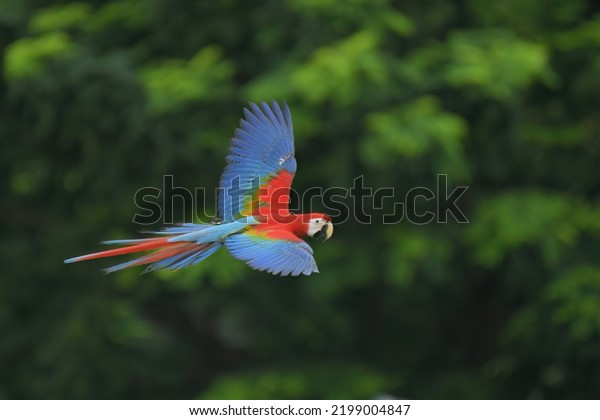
[64,237,177,264]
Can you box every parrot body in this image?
[65,101,333,276]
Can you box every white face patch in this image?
[307,218,328,237]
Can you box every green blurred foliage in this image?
[2,0,600,399]
[140,46,234,114]
[202,364,389,400]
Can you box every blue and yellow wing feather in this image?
[225,230,318,276]
[217,101,297,221]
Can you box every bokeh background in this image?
[2,0,600,399]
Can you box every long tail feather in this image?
[64,237,175,264]
[102,242,222,274]
[65,222,240,273]
[141,242,222,273]
[65,223,227,273]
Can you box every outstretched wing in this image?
[217,100,297,222]
[225,228,318,276]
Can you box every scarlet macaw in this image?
[65,101,333,276]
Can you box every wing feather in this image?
[225,229,318,276]
[218,101,297,221]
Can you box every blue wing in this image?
[217,100,297,221]
[225,230,318,276]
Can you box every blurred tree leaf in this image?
[545,266,600,340]
[85,0,149,32]
[4,32,75,80]
[385,228,453,288]
[362,96,468,179]
[201,364,389,399]
[444,31,549,100]
[140,46,234,114]
[466,191,584,267]
[28,3,91,33]
[292,31,388,104]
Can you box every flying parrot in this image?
[65,101,333,276]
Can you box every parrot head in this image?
[306,214,334,243]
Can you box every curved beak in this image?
[314,221,334,243]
